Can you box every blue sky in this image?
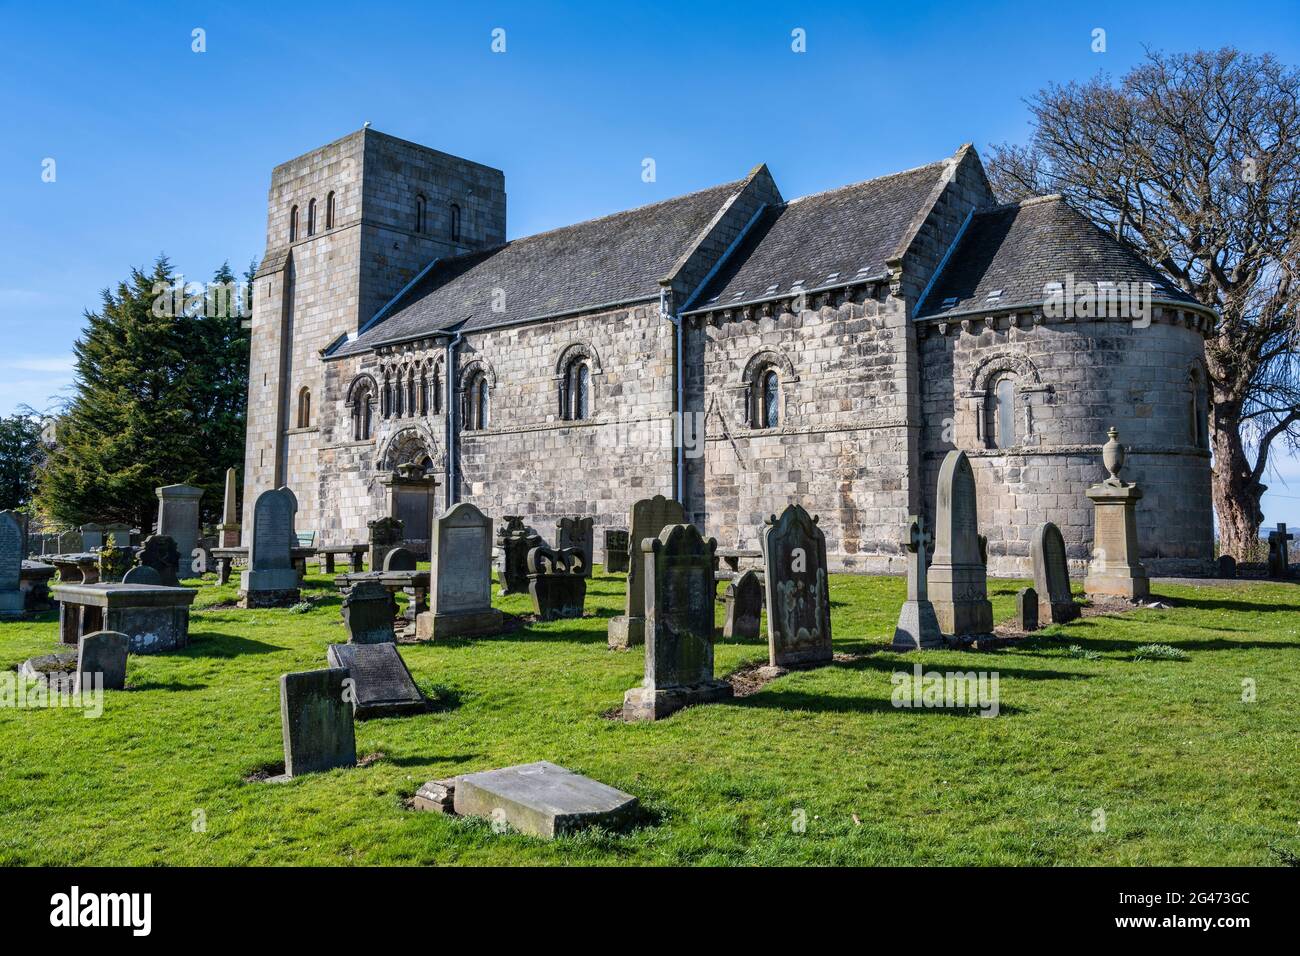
[3,0,1299,525]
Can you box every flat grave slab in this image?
[452,761,639,839]
[326,642,426,718]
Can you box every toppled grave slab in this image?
[326,643,426,719]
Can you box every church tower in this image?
[242,128,506,537]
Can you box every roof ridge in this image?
[979,192,1065,214]
[784,157,949,205]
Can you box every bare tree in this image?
[986,47,1300,558]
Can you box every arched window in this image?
[432,363,442,414]
[1190,368,1209,449]
[561,358,592,421]
[325,191,336,229]
[986,373,1017,449]
[289,205,299,242]
[419,367,429,416]
[405,366,416,418]
[415,194,427,234]
[465,372,490,430]
[307,198,317,236]
[296,387,311,429]
[750,365,781,428]
[450,203,461,242]
[381,372,394,419]
[351,381,375,441]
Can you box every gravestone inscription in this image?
[761,504,833,670]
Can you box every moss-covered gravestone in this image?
[761,504,833,671]
[608,495,684,649]
[278,667,355,778]
[75,629,128,693]
[341,579,397,644]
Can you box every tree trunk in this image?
[1209,406,1265,559]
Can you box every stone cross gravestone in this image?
[761,504,833,670]
[240,487,301,607]
[218,467,241,547]
[892,515,943,650]
[604,528,630,574]
[1031,521,1079,624]
[526,545,587,620]
[155,484,204,575]
[341,579,397,644]
[555,516,594,579]
[367,516,404,572]
[137,534,181,587]
[608,495,685,649]
[929,450,994,638]
[382,547,417,572]
[1017,586,1040,632]
[279,667,356,778]
[1084,428,1150,601]
[0,510,24,618]
[722,569,763,641]
[326,643,425,718]
[75,629,128,693]
[416,502,502,640]
[1267,524,1293,580]
[622,523,732,721]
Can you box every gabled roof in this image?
[333,179,747,355]
[683,159,951,314]
[914,194,1201,319]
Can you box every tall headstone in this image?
[526,545,587,620]
[761,504,833,670]
[240,487,301,608]
[367,516,403,572]
[0,510,24,618]
[722,569,763,641]
[604,528,630,573]
[80,524,105,551]
[218,467,241,547]
[326,643,425,718]
[892,515,943,650]
[74,630,128,693]
[623,524,731,721]
[1031,521,1079,624]
[1267,524,1293,580]
[380,463,439,559]
[608,495,685,649]
[341,579,398,644]
[137,534,181,587]
[555,516,595,579]
[1084,428,1150,601]
[155,484,204,575]
[496,515,540,595]
[416,503,503,640]
[279,667,356,777]
[929,450,994,637]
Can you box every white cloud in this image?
[3,355,75,374]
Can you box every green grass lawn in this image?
[1,568,1297,865]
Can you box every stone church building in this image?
[242,127,1214,575]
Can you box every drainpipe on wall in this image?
[660,288,685,505]
[444,330,463,506]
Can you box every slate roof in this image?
[683,160,950,313]
[914,195,1200,319]
[333,178,747,354]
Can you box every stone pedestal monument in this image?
[892,515,943,650]
[928,450,993,638]
[155,484,204,573]
[1084,428,1150,601]
[416,502,503,640]
[608,495,684,649]
[239,487,301,608]
[217,467,241,547]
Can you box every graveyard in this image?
[1,556,1296,866]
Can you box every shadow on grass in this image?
[382,753,479,768]
[829,653,1089,682]
[128,680,208,692]
[1016,628,1300,654]
[732,688,1022,717]
[1161,595,1300,615]
[180,633,283,657]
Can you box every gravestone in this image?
[604,528,630,574]
[555,516,594,579]
[526,545,586,620]
[367,516,403,572]
[497,516,540,596]
[122,565,162,586]
[80,524,105,551]
[0,510,23,618]
[326,642,425,718]
[1031,522,1079,624]
[279,667,356,778]
[341,579,397,644]
[622,523,732,721]
[155,484,204,573]
[722,569,763,641]
[20,559,56,612]
[137,534,181,587]
[928,450,994,637]
[1217,554,1237,579]
[451,762,639,839]
[75,629,128,693]
[1267,524,1293,580]
[416,502,502,640]
[103,524,132,548]
[58,530,83,554]
[1084,428,1150,601]
[892,515,943,650]
[240,487,301,607]
[380,463,438,559]
[1017,587,1040,632]
[218,466,241,547]
[382,547,417,572]
[760,504,833,670]
[608,495,685,649]
[97,545,133,583]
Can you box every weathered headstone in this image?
[1267,524,1293,580]
[326,642,425,718]
[97,545,133,583]
[892,514,943,650]
[155,484,204,574]
[240,487,300,607]
[0,510,24,618]
[1217,554,1237,579]
[416,502,502,640]
[608,495,685,649]
[20,559,56,612]
[496,515,540,595]
[279,667,356,778]
[722,569,763,641]
[555,516,594,579]
[451,762,639,839]
[75,629,128,693]
[367,516,403,572]
[526,545,586,620]
[622,523,732,721]
[1031,521,1079,624]
[760,504,833,670]
[137,534,181,587]
[79,524,105,551]
[58,530,83,554]
[1017,586,1040,632]
[929,450,994,637]
[122,565,162,586]
[341,579,397,644]
[604,528,630,574]
[218,467,241,547]
[382,547,417,572]
[380,463,438,558]
[1084,428,1150,601]
[103,524,132,548]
